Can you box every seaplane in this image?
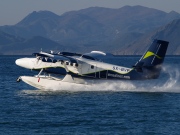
[16,39,169,90]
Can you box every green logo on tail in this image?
[143,51,162,59]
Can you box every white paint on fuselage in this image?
[16,56,132,76]
[75,57,132,75]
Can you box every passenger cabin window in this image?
[74,63,78,67]
[91,65,94,69]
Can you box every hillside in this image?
[114,19,180,55]
[0,36,64,55]
[0,6,180,55]
[1,6,180,45]
[0,31,24,45]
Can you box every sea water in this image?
[0,55,180,134]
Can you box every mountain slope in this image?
[114,19,180,55]
[71,5,180,33]
[0,6,180,55]
[0,36,64,55]
[0,6,180,46]
[0,31,24,45]
[0,11,61,39]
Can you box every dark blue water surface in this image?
[1,55,180,134]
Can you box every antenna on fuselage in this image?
[50,50,54,54]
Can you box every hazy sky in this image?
[1,0,180,26]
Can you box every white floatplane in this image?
[16,39,169,90]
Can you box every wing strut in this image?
[37,69,43,77]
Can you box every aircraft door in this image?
[81,63,97,78]
[99,70,108,79]
[96,65,107,79]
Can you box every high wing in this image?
[32,51,79,63]
[33,50,114,64]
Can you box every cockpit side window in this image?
[82,55,95,60]
[66,62,69,65]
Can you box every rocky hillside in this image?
[0,5,180,55]
[114,19,180,55]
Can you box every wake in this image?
[20,64,180,94]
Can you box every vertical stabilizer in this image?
[134,39,169,78]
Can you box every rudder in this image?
[134,39,169,79]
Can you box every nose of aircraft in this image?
[15,58,36,69]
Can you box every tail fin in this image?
[134,39,169,78]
